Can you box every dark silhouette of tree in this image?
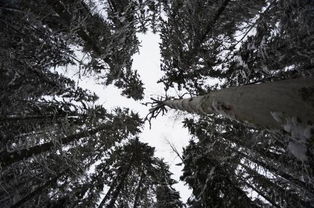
[158,0,314,94]
[96,139,183,208]
[39,139,184,208]
[149,1,314,206]
[179,115,314,207]
[0,0,168,101]
[0,107,143,207]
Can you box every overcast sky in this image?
[76,31,193,202]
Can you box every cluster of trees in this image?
[156,0,314,207]
[0,0,184,207]
[1,0,314,207]
[181,116,314,207]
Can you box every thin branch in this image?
[224,0,278,62]
[0,6,24,13]
[192,0,231,52]
[165,139,183,162]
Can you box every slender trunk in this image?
[11,169,68,208]
[221,131,284,162]
[97,175,119,208]
[4,172,46,196]
[221,136,312,194]
[164,77,314,130]
[106,166,131,208]
[12,130,47,140]
[221,134,308,180]
[98,163,132,208]
[233,146,314,195]
[237,174,280,208]
[192,0,231,52]
[0,114,56,123]
[133,170,145,208]
[0,113,80,123]
[0,124,109,168]
[46,0,110,62]
[239,163,311,208]
[223,176,258,208]
[203,159,257,208]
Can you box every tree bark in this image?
[106,165,131,208]
[164,77,314,130]
[219,134,308,191]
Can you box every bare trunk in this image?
[164,77,314,131]
[192,0,231,52]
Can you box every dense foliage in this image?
[159,0,314,207]
[1,0,314,207]
[181,116,313,207]
[159,0,314,93]
[0,0,184,207]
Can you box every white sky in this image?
[75,31,192,203]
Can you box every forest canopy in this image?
[0,0,314,207]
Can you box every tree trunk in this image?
[237,174,280,208]
[164,77,314,131]
[11,169,68,208]
[98,163,132,208]
[106,165,131,208]
[220,131,284,162]
[46,0,110,61]
[97,174,119,208]
[192,0,231,52]
[133,170,145,208]
[0,124,109,168]
[0,114,85,124]
[219,135,312,194]
[234,147,314,196]
[239,162,311,208]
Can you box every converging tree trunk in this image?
[10,169,68,208]
[0,124,110,168]
[237,175,280,208]
[97,172,119,208]
[133,170,145,208]
[234,147,314,195]
[163,77,314,132]
[239,162,311,208]
[106,165,131,208]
